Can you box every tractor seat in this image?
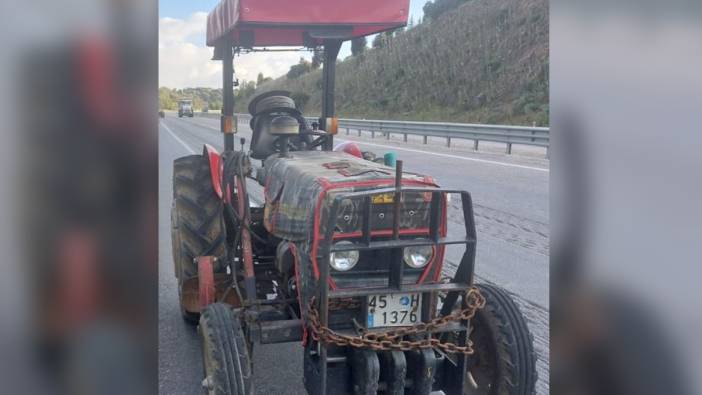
[248,91,307,160]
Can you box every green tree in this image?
[311,49,323,69]
[256,73,272,87]
[290,92,311,112]
[351,37,367,56]
[209,100,222,111]
[423,1,437,20]
[287,57,312,79]
[372,34,384,49]
[236,81,257,101]
[159,87,177,110]
[423,0,470,21]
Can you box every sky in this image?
[159,0,429,88]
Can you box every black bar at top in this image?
[429,191,441,242]
[222,43,234,151]
[362,195,372,246]
[392,160,403,240]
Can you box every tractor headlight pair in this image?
[329,242,434,271]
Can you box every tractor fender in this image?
[202,144,223,199]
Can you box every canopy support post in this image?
[321,40,342,151]
[222,42,235,151]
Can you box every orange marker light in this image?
[221,115,237,134]
[326,117,339,135]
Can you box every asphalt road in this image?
[158,113,549,394]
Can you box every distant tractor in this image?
[178,99,194,118]
[170,1,536,394]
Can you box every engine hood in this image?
[262,151,438,241]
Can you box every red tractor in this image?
[171,1,536,394]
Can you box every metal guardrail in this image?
[194,112,220,119]
[337,119,549,155]
[194,112,550,157]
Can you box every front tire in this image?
[464,283,536,395]
[199,303,253,395]
[171,154,227,324]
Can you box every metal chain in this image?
[328,298,361,311]
[306,287,486,355]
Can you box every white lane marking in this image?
[160,120,195,154]
[161,120,264,206]
[336,138,549,173]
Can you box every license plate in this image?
[367,293,422,328]
[372,193,394,204]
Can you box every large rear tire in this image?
[199,303,253,395]
[464,283,536,395]
[171,154,227,324]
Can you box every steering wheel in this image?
[272,130,330,151]
[300,129,331,149]
[272,134,308,152]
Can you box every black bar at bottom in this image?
[222,43,234,151]
[257,319,304,344]
[224,134,235,151]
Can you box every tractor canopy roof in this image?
[206,0,409,48]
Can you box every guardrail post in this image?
[446,137,451,147]
[346,128,350,135]
[371,131,375,138]
[473,139,479,151]
[506,142,512,154]
[423,136,428,144]
[546,146,550,159]
[403,133,407,142]
[358,129,362,137]
[386,130,391,140]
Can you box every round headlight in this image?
[329,242,359,271]
[403,245,433,268]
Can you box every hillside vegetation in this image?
[249,0,548,126]
[160,0,548,126]
[159,75,264,111]
[159,87,223,111]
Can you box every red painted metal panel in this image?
[207,0,409,47]
[198,256,216,308]
[203,144,223,199]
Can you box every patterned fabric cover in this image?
[262,151,438,241]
